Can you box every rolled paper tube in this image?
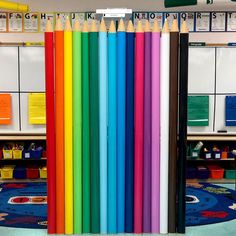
[143,19,151,233]
[45,18,56,234]
[99,19,108,234]
[64,17,73,234]
[134,20,144,234]
[89,20,100,234]
[177,21,189,234]
[55,17,65,234]
[117,18,126,233]
[81,21,90,233]
[168,19,179,234]
[151,18,161,234]
[160,19,170,234]
[107,20,117,234]
[125,20,135,233]
[73,19,82,234]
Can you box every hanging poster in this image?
[211,12,226,32]
[225,96,236,126]
[180,12,195,32]
[24,12,39,32]
[133,12,149,28]
[39,13,54,32]
[227,12,236,31]
[164,12,179,29]
[195,12,210,32]
[0,94,11,125]
[0,13,7,32]
[8,12,23,32]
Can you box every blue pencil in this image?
[107,20,117,234]
[125,20,135,233]
[117,18,126,233]
[99,19,107,234]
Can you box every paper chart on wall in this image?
[180,12,194,32]
[211,12,226,32]
[195,12,210,32]
[0,94,11,125]
[149,12,163,29]
[0,13,7,32]
[39,13,54,32]
[8,12,23,32]
[227,12,236,31]
[24,12,39,32]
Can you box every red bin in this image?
[26,167,39,179]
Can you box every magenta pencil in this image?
[134,20,144,234]
[151,19,161,233]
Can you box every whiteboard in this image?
[216,48,236,93]
[187,95,214,134]
[20,93,46,133]
[19,47,45,92]
[188,47,215,94]
[0,93,19,132]
[215,95,236,133]
[0,47,18,92]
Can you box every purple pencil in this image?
[143,20,151,233]
[151,19,161,233]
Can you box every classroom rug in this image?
[186,182,236,226]
[0,182,47,229]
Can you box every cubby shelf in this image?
[187,158,235,161]
[187,134,236,141]
[0,134,46,141]
[187,178,235,184]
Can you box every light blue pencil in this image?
[99,19,107,234]
[117,18,126,233]
[107,20,117,234]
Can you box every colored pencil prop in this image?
[143,19,151,233]
[134,20,144,234]
[168,18,179,234]
[107,20,117,234]
[99,19,107,234]
[125,20,135,233]
[177,20,189,234]
[117,18,126,233]
[55,17,65,234]
[89,19,100,234]
[73,19,82,234]
[81,20,90,234]
[151,18,161,234]
[160,19,170,234]
[64,17,73,234]
[45,18,56,234]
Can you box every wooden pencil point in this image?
[90,20,98,32]
[99,19,107,32]
[55,17,63,31]
[171,19,179,32]
[82,21,88,32]
[127,20,134,33]
[136,20,143,33]
[109,20,116,33]
[73,19,80,32]
[118,18,125,32]
[180,20,189,33]
[46,19,53,32]
[162,19,170,33]
[64,18,72,32]
[152,18,160,32]
[144,19,151,32]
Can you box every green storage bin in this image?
[225,169,236,179]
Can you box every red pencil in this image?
[45,19,56,234]
[134,20,144,233]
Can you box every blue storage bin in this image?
[13,167,27,179]
[186,167,197,179]
[196,166,210,179]
[23,150,42,159]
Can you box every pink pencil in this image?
[151,19,161,233]
[134,20,144,233]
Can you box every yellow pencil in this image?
[64,17,73,234]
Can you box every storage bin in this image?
[1,166,14,179]
[196,166,210,179]
[221,151,228,159]
[225,169,236,179]
[208,165,224,179]
[204,151,212,159]
[23,150,42,159]
[212,151,221,159]
[39,167,47,178]
[26,167,39,179]
[186,167,197,179]
[0,150,2,159]
[13,150,22,159]
[13,167,27,179]
[3,150,12,159]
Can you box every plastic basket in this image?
[39,167,47,178]
[13,167,26,179]
[196,166,210,179]
[3,150,12,159]
[225,169,236,179]
[13,150,22,159]
[1,166,14,179]
[221,151,228,159]
[212,151,221,159]
[27,168,39,179]
[208,165,224,179]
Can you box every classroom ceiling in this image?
[10,0,236,12]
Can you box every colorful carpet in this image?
[0,182,47,229]
[186,182,236,226]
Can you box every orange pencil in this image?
[55,17,65,234]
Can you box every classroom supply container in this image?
[3,150,12,159]
[39,167,47,178]
[23,150,42,159]
[196,166,210,179]
[1,166,14,179]
[26,167,39,179]
[225,169,236,179]
[186,167,197,179]
[13,167,27,179]
[203,150,212,159]
[13,150,22,159]
[0,150,2,159]
[221,151,228,159]
[212,151,221,159]
[208,165,224,179]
